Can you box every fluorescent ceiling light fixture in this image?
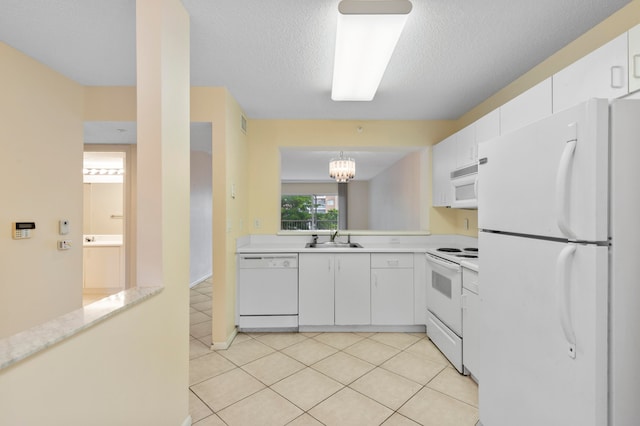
[331,0,412,101]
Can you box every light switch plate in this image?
[59,219,70,235]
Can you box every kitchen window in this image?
[281,193,339,230]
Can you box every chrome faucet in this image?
[330,230,339,242]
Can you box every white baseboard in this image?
[211,327,238,350]
[180,414,192,426]
[189,274,212,288]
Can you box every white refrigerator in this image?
[477,98,640,426]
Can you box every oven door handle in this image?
[426,253,460,271]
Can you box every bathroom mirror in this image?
[280,147,429,232]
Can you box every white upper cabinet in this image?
[629,24,640,94]
[553,33,628,113]
[432,109,500,208]
[500,78,552,135]
[475,108,500,144]
[455,123,476,169]
[432,134,456,207]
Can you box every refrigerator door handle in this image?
[556,243,577,359]
[555,123,578,240]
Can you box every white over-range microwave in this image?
[450,163,478,209]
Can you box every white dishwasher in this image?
[237,254,299,331]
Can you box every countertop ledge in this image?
[460,259,480,272]
[0,286,163,371]
[236,234,478,254]
[237,245,433,253]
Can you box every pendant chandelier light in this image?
[329,151,356,182]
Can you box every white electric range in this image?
[425,246,478,373]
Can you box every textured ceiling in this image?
[0,0,631,120]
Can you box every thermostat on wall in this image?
[13,222,36,239]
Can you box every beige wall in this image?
[82,86,248,348]
[223,92,249,344]
[84,86,137,121]
[0,42,84,338]
[0,1,191,424]
[190,87,249,345]
[247,120,455,234]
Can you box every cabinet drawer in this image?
[371,253,413,268]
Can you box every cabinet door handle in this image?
[373,272,378,287]
[634,54,640,78]
[610,65,624,89]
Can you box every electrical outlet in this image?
[254,219,261,229]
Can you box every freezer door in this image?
[478,99,608,241]
[478,231,608,426]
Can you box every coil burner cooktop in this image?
[436,247,478,259]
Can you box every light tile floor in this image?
[189,280,479,426]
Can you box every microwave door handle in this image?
[426,254,460,271]
[555,123,577,240]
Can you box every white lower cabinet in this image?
[371,253,414,325]
[299,253,370,326]
[299,252,419,328]
[83,246,124,290]
[335,254,371,325]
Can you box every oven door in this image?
[426,253,462,336]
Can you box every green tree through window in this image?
[281,194,339,230]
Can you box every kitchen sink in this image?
[305,242,363,248]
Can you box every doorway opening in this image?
[82,148,130,305]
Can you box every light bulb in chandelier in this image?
[329,151,356,182]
